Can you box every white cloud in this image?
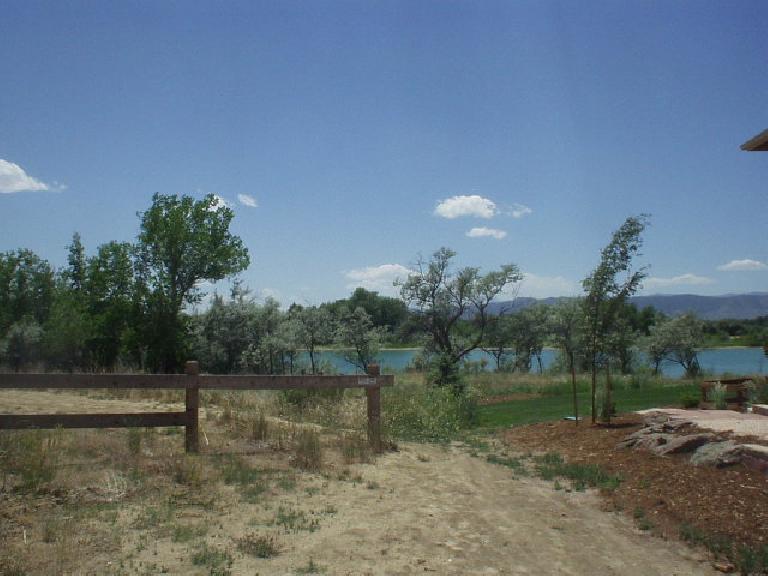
[434,194,497,219]
[466,227,507,240]
[509,203,533,219]
[512,272,579,299]
[716,259,768,272]
[344,264,411,296]
[0,159,51,193]
[644,273,714,288]
[238,194,258,208]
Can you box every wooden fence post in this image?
[366,364,382,452]
[185,361,200,453]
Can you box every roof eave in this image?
[741,128,768,151]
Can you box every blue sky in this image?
[1,1,767,306]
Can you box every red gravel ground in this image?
[502,415,768,555]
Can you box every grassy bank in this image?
[381,371,697,438]
[476,382,697,429]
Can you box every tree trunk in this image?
[570,350,578,426]
[603,360,613,424]
[590,358,597,425]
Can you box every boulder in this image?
[737,444,768,474]
[691,441,768,471]
[617,431,675,450]
[691,441,738,466]
[650,433,715,456]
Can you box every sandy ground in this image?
[638,408,768,441]
[242,444,718,576]
[0,389,186,414]
[1,391,718,575]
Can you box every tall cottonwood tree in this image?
[135,193,249,372]
[583,215,649,423]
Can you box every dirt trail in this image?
[0,391,716,575]
[256,444,716,576]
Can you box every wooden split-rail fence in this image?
[0,362,393,453]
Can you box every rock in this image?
[650,433,715,456]
[643,413,670,426]
[713,560,735,573]
[661,419,691,432]
[617,431,675,450]
[691,441,738,466]
[692,442,768,471]
[752,404,768,417]
[738,444,768,474]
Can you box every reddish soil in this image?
[502,415,768,553]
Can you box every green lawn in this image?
[476,383,698,429]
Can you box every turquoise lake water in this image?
[301,347,768,378]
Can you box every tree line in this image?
[0,200,721,423]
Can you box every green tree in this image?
[550,298,584,423]
[646,313,703,377]
[335,306,385,372]
[0,249,55,334]
[134,193,249,372]
[482,313,516,371]
[289,305,335,374]
[85,241,135,369]
[505,306,549,374]
[583,215,649,423]
[1,317,43,371]
[42,290,92,370]
[65,232,87,292]
[399,247,522,393]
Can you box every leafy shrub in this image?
[382,381,478,442]
[680,390,700,409]
[711,383,728,409]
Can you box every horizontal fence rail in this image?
[0,374,393,390]
[0,361,393,453]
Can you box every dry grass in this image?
[0,387,381,575]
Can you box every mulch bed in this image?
[502,415,768,552]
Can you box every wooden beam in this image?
[0,373,395,390]
[0,412,188,430]
[195,374,395,390]
[185,361,200,453]
[366,364,382,452]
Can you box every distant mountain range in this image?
[488,293,768,320]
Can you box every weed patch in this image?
[293,428,322,471]
[236,533,279,558]
[192,542,233,576]
[486,453,527,474]
[272,505,320,534]
[534,452,621,491]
